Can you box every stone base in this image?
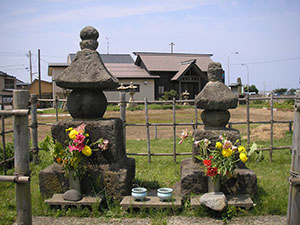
[51,119,125,164]
[192,129,241,162]
[39,156,135,200]
[180,158,256,197]
[45,194,103,209]
[191,194,253,210]
[120,196,182,210]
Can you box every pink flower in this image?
[74,133,85,144]
[223,140,232,149]
[69,145,77,152]
[75,123,86,133]
[178,140,183,145]
[76,143,85,151]
[219,135,224,140]
[98,139,109,151]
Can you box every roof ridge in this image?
[133,52,213,57]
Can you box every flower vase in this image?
[63,170,83,201]
[207,176,220,192]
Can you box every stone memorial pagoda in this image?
[39,26,135,200]
[180,62,257,197]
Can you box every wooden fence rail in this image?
[0,93,298,167]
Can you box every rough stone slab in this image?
[45,194,102,209]
[191,194,253,210]
[200,192,227,211]
[226,194,253,210]
[120,196,182,210]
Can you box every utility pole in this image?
[38,49,42,101]
[28,50,33,84]
[105,37,110,54]
[169,42,175,54]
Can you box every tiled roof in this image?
[68,53,134,64]
[105,63,159,79]
[134,52,213,72]
[171,62,193,81]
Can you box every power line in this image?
[232,56,300,66]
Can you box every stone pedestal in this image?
[39,118,135,200]
[180,158,256,197]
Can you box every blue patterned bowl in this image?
[157,188,173,201]
[131,187,147,201]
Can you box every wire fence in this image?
[0,93,297,169]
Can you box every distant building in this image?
[48,54,158,101]
[48,52,215,101]
[229,77,244,97]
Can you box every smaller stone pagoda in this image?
[180,62,256,197]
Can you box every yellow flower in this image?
[215,142,223,150]
[65,127,73,132]
[239,152,248,163]
[222,148,232,158]
[82,145,92,157]
[69,129,78,140]
[238,146,246,153]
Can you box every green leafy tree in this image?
[273,88,287,95]
[244,85,259,94]
[160,89,178,100]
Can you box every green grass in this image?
[0,132,293,224]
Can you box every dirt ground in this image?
[0,107,294,143]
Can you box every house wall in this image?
[29,81,53,98]
[151,71,177,99]
[104,79,155,101]
[48,66,69,98]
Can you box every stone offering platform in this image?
[120,196,182,210]
[191,194,253,210]
[45,194,103,209]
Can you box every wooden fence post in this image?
[120,91,126,149]
[13,90,32,225]
[172,98,177,162]
[31,94,39,164]
[1,95,7,175]
[287,90,300,225]
[246,94,250,149]
[144,98,151,163]
[270,92,274,162]
[55,96,58,122]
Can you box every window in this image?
[4,79,15,89]
[158,86,165,95]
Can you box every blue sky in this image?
[0,0,299,92]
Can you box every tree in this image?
[273,88,287,95]
[287,88,296,95]
[244,85,259,94]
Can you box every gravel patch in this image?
[23,215,286,225]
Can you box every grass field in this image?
[0,104,295,224]
[0,130,293,224]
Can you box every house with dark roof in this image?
[133,52,214,99]
[48,54,158,101]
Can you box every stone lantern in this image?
[39,26,135,201]
[182,90,190,105]
[127,82,137,107]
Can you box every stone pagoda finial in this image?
[195,62,238,129]
[56,26,119,119]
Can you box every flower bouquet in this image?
[194,135,248,182]
[41,123,109,178]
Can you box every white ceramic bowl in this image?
[157,188,173,201]
[131,187,147,201]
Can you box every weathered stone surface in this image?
[192,129,241,163]
[180,158,256,197]
[201,110,230,128]
[200,192,227,211]
[195,81,238,110]
[39,156,135,199]
[67,89,107,119]
[207,62,224,82]
[45,194,102,209]
[120,196,182,210]
[63,189,82,201]
[79,26,99,50]
[222,169,257,195]
[180,158,208,196]
[56,49,118,90]
[51,119,125,164]
[39,163,69,198]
